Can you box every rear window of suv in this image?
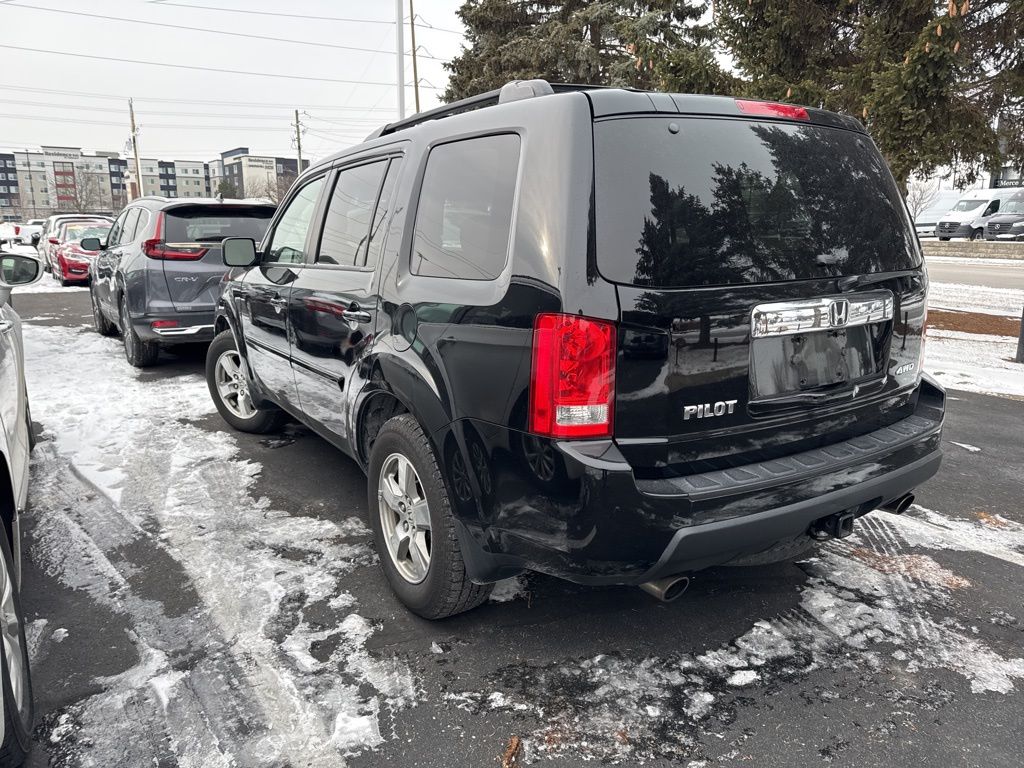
[594,117,920,288]
[164,206,274,243]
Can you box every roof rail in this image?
[366,80,609,140]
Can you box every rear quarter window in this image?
[595,117,920,287]
[411,133,521,280]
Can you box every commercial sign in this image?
[41,146,82,161]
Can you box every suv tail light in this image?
[735,99,809,121]
[143,212,209,261]
[529,313,616,438]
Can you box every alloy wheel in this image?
[378,453,432,584]
[214,350,256,419]
[0,545,30,727]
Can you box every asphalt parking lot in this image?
[15,288,1024,768]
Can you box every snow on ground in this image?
[924,329,1024,398]
[928,281,1024,317]
[23,324,417,766]
[447,510,1024,763]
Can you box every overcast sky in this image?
[0,0,466,162]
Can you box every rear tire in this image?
[205,331,286,434]
[119,293,159,368]
[91,286,117,337]
[938,237,950,241]
[970,228,984,241]
[368,414,491,619]
[0,528,33,767]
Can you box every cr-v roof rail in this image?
[366,79,611,140]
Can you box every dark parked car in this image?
[0,249,40,766]
[82,197,275,367]
[984,190,1024,241]
[206,81,944,619]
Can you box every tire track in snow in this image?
[23,324,418,766]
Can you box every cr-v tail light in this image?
[529,313,616,438]
[142,212,209,261]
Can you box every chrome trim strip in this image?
[153,323,215,337]
[750,291,893,339]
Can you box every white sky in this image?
[0,0,466,162]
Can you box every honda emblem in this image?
[829,299,849,327]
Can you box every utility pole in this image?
[409,0,420,113]
[395,0,405,119]
[293,109,303,172]
[128,98,143,200]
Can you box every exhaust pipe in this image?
[639,575,690,603]
[880,493,915,515]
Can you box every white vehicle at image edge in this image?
[0,248,39,767]
[0,223,44,248]
[934,187,1023,240]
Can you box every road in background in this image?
[926,256,1024,290]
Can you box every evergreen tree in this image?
[714,0,1024,187]
[443,1,728,101]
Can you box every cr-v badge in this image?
[684,399,739,420]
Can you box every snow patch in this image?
[928,281,1024,318]
[925,329,1024,399]
[490,575,528,603]
[949,441,982,453]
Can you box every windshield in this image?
[950,198,986,212]
[594,117,919,288]
[1000,196,1024,214]
[164,207,274,243]
[62,222,110,240]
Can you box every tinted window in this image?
[411,134,520,280]
[106,211,128,246]
[366,159,402,268]
[266,178,325,264]
[595,117,920,288]
[318,160,388,265]
[164,207,273,242]
[119,209,141,245]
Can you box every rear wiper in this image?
[836,270,916,292]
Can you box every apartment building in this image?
[210,147,308,199]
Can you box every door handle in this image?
[341,309,372,323]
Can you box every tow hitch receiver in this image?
[811,510,857,541]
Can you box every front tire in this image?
[91,286,117,337]
[970,228,984,241]
[119,293,159,368]
[0,529,33,767]
[368,414,491,619]
[205,330,286,434]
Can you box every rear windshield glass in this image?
[594,117,920,287]
[164,207,274,243]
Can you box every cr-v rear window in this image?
[164,207,274,243]
[594,117,920,287]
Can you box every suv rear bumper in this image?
[131,312,216,344]
[452,375,945,585]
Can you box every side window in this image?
[120,209,142,244]
[265,176,326,264]
[984,200,999,216]
[411,134,520,280]
[132,210,151,242]
[365,158,403,268]
[107,210,129,246]
[317,160,388,266]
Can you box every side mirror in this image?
[0,253,42,287]
[222,237,258,267]
[80,237,104,251]
[30,233,40,246]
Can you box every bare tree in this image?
[905,177,941,219]
[47,169,106,213]
[244,173,297,205]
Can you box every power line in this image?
[0,98,381,122]
[0,2,443,60]
[0,112,311,131]
[0,83,398,111]
[145,1,403,25]
[0,44,441,88]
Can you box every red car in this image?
[52,221,111,286]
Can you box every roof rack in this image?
[366,79,610,140]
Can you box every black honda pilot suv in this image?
[207,81,944,619]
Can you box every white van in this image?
[935,187,1023,240]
